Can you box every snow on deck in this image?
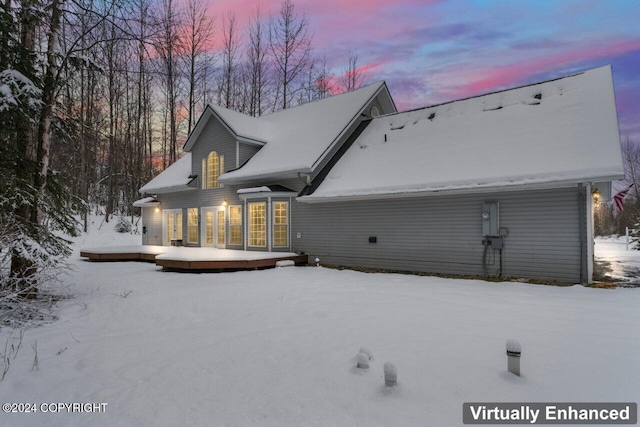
[302,66,623,201]
[80,245,299,261]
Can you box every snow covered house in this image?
[136,66,623,283]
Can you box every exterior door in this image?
[216,208,226,248]
[163,209,183,246]
[201,207,225,248]
[201,207,215,247]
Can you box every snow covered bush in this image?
[0,170,83,325]
[114,216,132,233]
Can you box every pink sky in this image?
[200,0,640,140]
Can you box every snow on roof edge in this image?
[139,153,193,194]
[299,171,625,203]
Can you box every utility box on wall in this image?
[482,203,499,236]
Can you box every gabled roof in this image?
[184,105,269,150]
[219,82,394,183]
[139,153,194,194]
[299,66,624,202]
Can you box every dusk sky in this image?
[206,0,640,140]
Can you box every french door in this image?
[202,207,225,248]
[163,209,183,246]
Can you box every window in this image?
[204,151,225,189]
[207,152,219,188]
[371,106,380,118]
[217,210,225,245]
[219,155,225,188]
[249,203,266,247]
[187,208,198,244]
[201,159,207,189]
[205,210,214,244]
[229,206,242,245]
[273,202,288,247]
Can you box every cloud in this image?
[451,38,640,97]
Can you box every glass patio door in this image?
[164,209,183,246]
[202,207,225,248]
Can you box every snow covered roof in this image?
[184,105,269,149]
[139,153,195,194]
[218,82,394,183]
[237,185,298,199]
[132,196,160,207]
[300,66,624,202]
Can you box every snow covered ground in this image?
[594,235,640,286]
[0,219,638,426]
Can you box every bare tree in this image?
[182,0,214,134]
[245,5,270,116]
[621,136,640,199]
[314,56,334,99]
[269,0,313,110]
[218,11,241,110]
[340,49,367,92]
[154,0,183,168]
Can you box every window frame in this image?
[207,152,219,188]
[187,208,199,244]
[229,205,243,246]
[272,201,289,248]
[248,202,266,248]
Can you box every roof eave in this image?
[297,174,625,204]
[139,185,197,195]
[183,106,267,152]
[219,167,311,185]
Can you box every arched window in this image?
[207,151,219,188]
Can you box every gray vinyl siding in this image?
[291,187,583,283]
[238,143,260,168]
[142,206,163,245]
[148,116,262,248]
[191,115,237,187]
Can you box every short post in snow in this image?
[626,227,629,251]
[356,352,369,369]
[383,362,397,387]
[506,339,521,376]
[315,257,320,267]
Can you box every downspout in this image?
[267,196,272,252]
[243,198,247,251]
[585,183,594,284]
[578,184,588,285]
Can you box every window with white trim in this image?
[201,159,207,189]
[273,202,288,247]
[248,202,266,247]
[229,205,242,245]
[204,152,225,189]
[187,208,198,244]
[207,152,219,188]
[217,210,225,245]
[205,210,214,244]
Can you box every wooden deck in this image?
[79,251,158,262]
[155,255,309,272]
[80,245,308,271]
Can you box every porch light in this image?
[154,206,160,213]
[223,198,228,206]
[592,188,600,205]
